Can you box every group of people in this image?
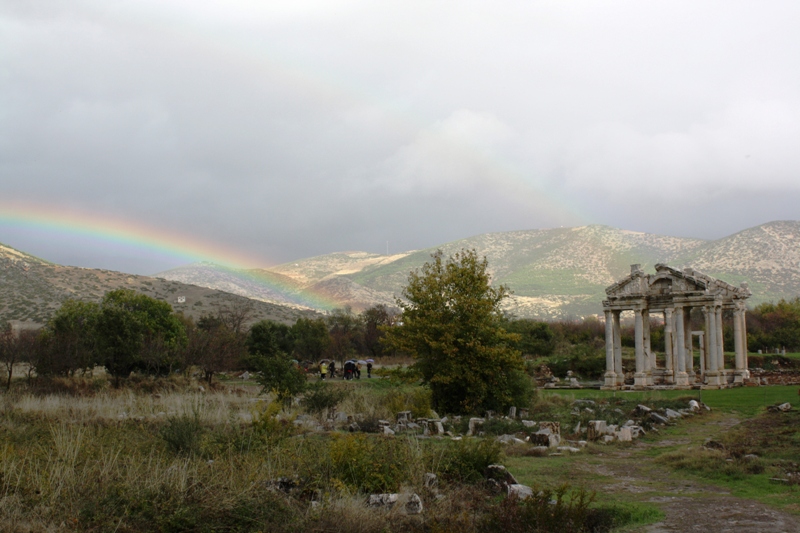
[318,359,373,380]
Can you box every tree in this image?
[290,317,330,362]
[184,315,246,384]
[0,324,38,390]
[247,320,293,359]
[382,249,531,414]
[96,290,186,384]
[45,300,101,375]
[248,320,307,405]
[361,304,396,358]
[325,306,362,364]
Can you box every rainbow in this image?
[0,201,344,311]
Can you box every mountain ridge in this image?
[156,221,800,318]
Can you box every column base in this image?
[633,372,647,389]
[705,371,724,388]
[603,372,618,389]
[733,369,750,384]
[663,370,675,385]
[674,371,691,388]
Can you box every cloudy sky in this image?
[2,1,799,274]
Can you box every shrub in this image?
[301,381,348,414]
[160,410,203,455]
[479,485,595,533]
[380,386,433,419]
[434,438,503,483]
[328,434,412,493]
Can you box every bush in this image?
[479,485,596,533]
[380,386,433,418]
[434,438,503,483]
[160,410,203,455]
[301,382,348,414]
[328,434,413,493]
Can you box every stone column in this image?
[603,309,617,389]
[643,311,653,385]
[716,306,725,383]
[634,308,646,389]
[674,306,689,387]
[664,309,674,383]
[613,311,623,385]
[733,306,749,382]
[698,332,705,378]
[740,304,749,376]
[706,305,721,387]
[684,306,694,383]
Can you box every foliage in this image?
[0,324,38,389]
[40,300,101,375]
[361,304,397,357]
[250,352,307,405]
[747,297,800,352]
[95,290,187,383]
[479,485,598,533]
[383,249,531,414]
[301,381,348,414]
[380,386,433,419]
[160,409,204,455]
[433,438,503,483]
[290,317,330,361]
[247,319,293,358]
[184,315,246,383]
[327,433,412,493]
[503,319,556,357]
[325,306,362,364]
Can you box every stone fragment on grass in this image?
[688,400,700,412]
[467,417,485,436]
[405,493,423,515]
[650,412,669,424]
[367,494,398,507]
[665,408,682,419]
[485,464,518,485]
[507,484,534,499]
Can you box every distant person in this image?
[355,363,361,380]
[329,360,336,379]
[320,361,328,380]
[367,361,373,378]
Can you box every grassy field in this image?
[0,374,798,532]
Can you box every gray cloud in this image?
[1,1,799,273]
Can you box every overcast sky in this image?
[2,1,799,274]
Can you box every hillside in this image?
[0,243,318,326]
[155,221,800,319]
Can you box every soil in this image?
[585,416,800,532]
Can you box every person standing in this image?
[320,361,328,380]
[367,361,373,378]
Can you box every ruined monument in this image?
[602,264,751,390]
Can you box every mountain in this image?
[156,221,800,319]
[0,243,319,326]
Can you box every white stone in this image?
[507,484,534,499]
[405,493,423,515]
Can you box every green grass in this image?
[542,385,799,416]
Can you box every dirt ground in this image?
[588,416,800,533]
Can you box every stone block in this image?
[616,427,632,442]
[507,484,534,499]
[367,493,398,507]
[539,421,560,435]
[467,417,485,436]
[405,493,423,515]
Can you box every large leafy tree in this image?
[383,249,531,414]
[96,290,186,383]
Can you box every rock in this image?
[623,420,635,427]
[577,440,587,447]
[573,422,581,435]
[557,446,581,453]
[508,406,517,418]
[521,420,537,428]
[485,464,518,485]
[743,454,759,461]
[587,420,607,441]
[774,403,792,412]
[703,439,725,451]
[348,422,360,432]
[383,426,396,436]
[335,412,349,423]
[602,435,615,444]
[496,434,526,445]
[636,404,652,414]
[688,400,700,412]
[507,484,534,499]
[530,446,549,454]
[665,408,682,419]
[407,422,421,430]
[573,399,596,406]
[367,494,398,507]
[615,427,632,442]
[424,473,438,489]
[467,417,485,436]
[405,493,423,515]
[650,412,669,424]
[539,421,560,435]
[397,411,412,422]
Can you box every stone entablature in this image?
[602,264,751,390]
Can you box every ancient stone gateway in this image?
[602,264,751,390]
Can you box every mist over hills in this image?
[157,221,800,319]
[0,242,318,327]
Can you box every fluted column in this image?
[603,309,617,388]
[684,307,694,380]
[716,306,725,379]
[664,309,674,383]
[674,306,689,387]
[634,308,646,389]
[613,311,623,385]
[733,308,743,370]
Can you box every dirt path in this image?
[587,416,800,532]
